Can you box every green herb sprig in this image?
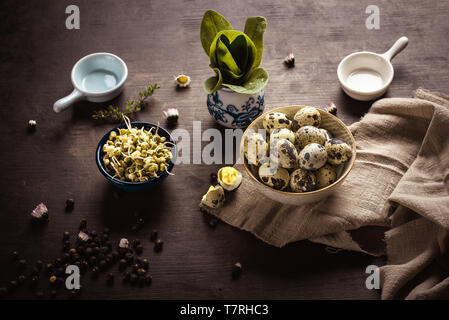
[92,83,160,122]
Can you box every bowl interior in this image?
[338,52,393,93]
[73,53,128,94]
[96,122,177,187]
[242,106,356,196]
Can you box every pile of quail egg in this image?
[244,107,353,193]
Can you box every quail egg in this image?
[316,164,337,188]
[289,168,317,192]
[270,139,299,169]
[325,138,352,165]
[319,128,333,141]
[258,162,290,190]
[295,125,327,149]
[270,128,296,144]
[293,107,321,127]
[201,185,225,209]
[298,143,327,171]
[217,167,242,191]
[244,132,268,165]
[262,112,292,133]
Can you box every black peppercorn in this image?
[136,244,143,255]
[231,262,243,279]
[122,271,131,283]
[131,264,139,273]
[63,241,70,252]
[30,266,40,276]
[210,172,218,183]
[30,276,39,288]
[17,275,26,285]
[62,231,70,241]
[49,290,57,299]
[90,230,98,238]
[79,219,87,230]
[62,253,70,263]
[130,273,138,285]
[103,227,110,234]
[11,250,19,261]
[35,291,44,299]
[137,268,146,277]
[88,256,97,267]
[111,251,119,262]
[154,239,163,252]
[17,259,27,271]
[65,198,75,211]
[106,273,114,286]
[140,258,150,270]
[124,252,134,264]
[9,280,18,290]
[144,274,152,285]
[0,287,8,298]
[99,260,107,271]
[118,259,127,271]
[85,247,93,257]
[68,248,77,255]
[44,263,53,275]
[54,258,63,267]
[137,218,144,225]
[132,239,140,249]
[91,267,99,279]
[150,230,158,242]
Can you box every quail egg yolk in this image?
[177,75,189,84]
[219,167,239,185]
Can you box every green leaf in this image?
[244,16,267,67]
[200,10,233,56]
[222,67,268,94]
[203,68,223,94]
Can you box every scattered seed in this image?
[232,262,243,279]
[49,275,57,284]
[150,230,158,242]
[106,273,114,286]
[11,250,19,261]
[79,219,87,230]
[18,259,27,271]
[62,231,70,241]
[154,239,163,252]
[136,244,143,255]
[29,276,39,288]
[65,198,75,211]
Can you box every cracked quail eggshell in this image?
[293,107,321,127]
[298,143,327,171]
[289,168,317,192]
[258,162,290,190]
[325,138,352,165]
[201,185,225,209]
[295,125,327,149]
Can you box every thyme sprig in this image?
[92,83,160,122]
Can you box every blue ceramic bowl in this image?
[96,122,177,192]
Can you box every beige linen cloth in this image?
[201,88,449,299]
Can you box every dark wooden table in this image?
[1,0,448,300]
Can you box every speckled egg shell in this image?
[298,143,327,171]
[293,107,321,127]
[289,168,317,192]
[270,128,296,144]
[271,139,299,169]
[262,112,292,133]
[244,132,268,166]
[325,138,352,165]
[316,164,337,188]
[201,185,225,209]
[319,128,333,141]
[295,126,327,149]
[258,162,290,191]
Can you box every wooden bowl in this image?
[240,106,356,205]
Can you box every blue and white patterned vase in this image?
[206,88,265,128]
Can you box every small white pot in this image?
[206,88,265,128]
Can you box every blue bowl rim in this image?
[95,121,177,186]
